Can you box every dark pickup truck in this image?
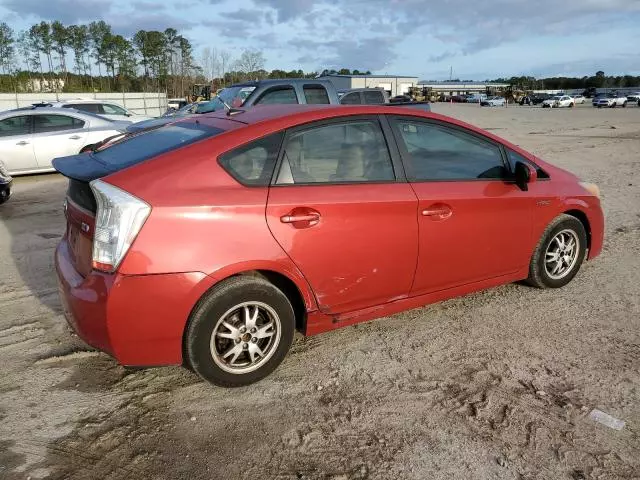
[130,79,430,132]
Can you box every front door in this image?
[31,114,88,169]
[388,116,532,295]
[0,115,36,174]
[266,117,419,314]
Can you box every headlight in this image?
[579,182,600,199]
[90,180,151,272]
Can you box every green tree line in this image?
[491,71,640,91]
[0,20,377,97]
[0,20,200,95]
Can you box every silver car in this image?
[0,107,129,175]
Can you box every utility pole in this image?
[449,66,452,81]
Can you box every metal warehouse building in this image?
[319,74,419,97]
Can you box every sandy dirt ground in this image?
[1,103,639,480]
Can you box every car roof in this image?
[229,78,333,88]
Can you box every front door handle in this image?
[69,135,81,140]
[422,204,453,220]
[16,140,29,146]
[280,208,321,227]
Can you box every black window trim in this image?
[505,148,551,181]
[254,85,300,105]
[271,114,405,187]
[216,130,286,187]
[387,114,514,183]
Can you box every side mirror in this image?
[514,161,537,191]
[125,113,132,117]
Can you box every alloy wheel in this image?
[544,229,580,280]
[210,301,282,374]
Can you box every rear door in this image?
[0,114,36,173]
[266,115,419,314]
[32,114,89,168]
[388,115,532,295]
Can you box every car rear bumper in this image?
[55,240,210,366]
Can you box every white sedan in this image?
[570,94,586,104]
[0,107,129,175]
[542,95,574,108]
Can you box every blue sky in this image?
[1,0,640,80]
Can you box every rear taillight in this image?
[90,180,151,273]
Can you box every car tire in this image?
[622,101,627,108]
[0,188,10,205]
[527,214,587,289]
[185,275,296,387]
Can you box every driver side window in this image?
[391,118,508,181]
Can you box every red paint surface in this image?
[56,105,605,366]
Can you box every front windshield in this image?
[196,86,257,114]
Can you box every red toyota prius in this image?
[53,105,604,387]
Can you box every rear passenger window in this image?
[340,93,361,105]
[303,85,330,104]
[33,115,85,133]
[391,118,507,181]
[276,120,395,184]
[219,132,284,186]
[363,90,384,104]
[256,87,298,105]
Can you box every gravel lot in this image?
[1,103,639,480]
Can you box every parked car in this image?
[582,87,597,98]
[542,95,574,108]
[339,88,430,111]
[450,95,467,103]
[480,96,506,107]
[0,107,129,175]
[592,92,628,108]
[53,104,603,387]
[47,99,154,123]
[570,94,586,104]
[389,95,413,103]
[466,94,487,103]
[624,92,640,103]
[0,160,11,204]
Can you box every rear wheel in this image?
[0,187,10,205]
[185,276,295,387]
[622,101,627,108]
[527,214,587,289]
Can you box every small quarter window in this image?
[219,132,284,186]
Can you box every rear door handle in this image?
[69,135,81,140]
[422,204,453,220]
[280,213,320,223]
[16,140,29,146]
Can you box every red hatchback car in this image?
[54,105,603,387]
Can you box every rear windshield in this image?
[93,122,223,168]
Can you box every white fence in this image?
[0,92,168,117]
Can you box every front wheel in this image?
[185,276,295,387]
[622,101,627,108]
[527,214,587,288]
